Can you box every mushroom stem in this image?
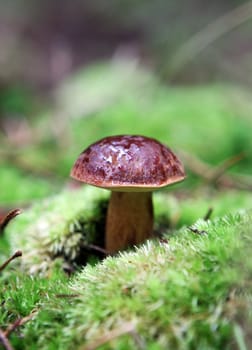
[106,191,153,254]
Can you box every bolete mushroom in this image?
[70,135,185,254]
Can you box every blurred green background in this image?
[1,0,252,205]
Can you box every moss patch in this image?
[5,209,250,350]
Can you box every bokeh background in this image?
[1,0,252,87]
[1,0,252,205]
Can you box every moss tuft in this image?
[6,186,109,274]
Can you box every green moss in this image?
[14,210,251,350]
[5,184,252,274]
[0,270,69,350]
[2,186,252,349]
[6,186,109,273]
[154,189,252,229]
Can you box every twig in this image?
[0,209,21,235]
[80,322,138,350]
[210,153,244,182]
[55,294,80,299]
[180,151,243,181]
[0,311,37,350]
[86,244,108,255]
[188,207,213,235]
[204,207,213,221]
[0,328,14,350]
[0,251,22,273]
[180,151,252,191]
[4,310,37,338]
[130,330,146,350]
[168,1,252,79]
[188,226,207,235]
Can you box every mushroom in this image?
[70,135,185,254]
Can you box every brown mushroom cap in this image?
[71,135,185,191]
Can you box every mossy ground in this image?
[2,206,252,349]
[1,62,252,349]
